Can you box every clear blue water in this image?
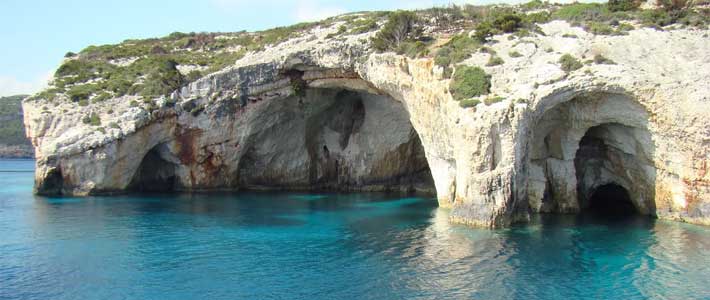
[1,159,709,300]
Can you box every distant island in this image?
[0,95,34,158]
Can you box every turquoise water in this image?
[1,159,709,300]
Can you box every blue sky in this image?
[0,0,537,96]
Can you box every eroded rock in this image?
[23,21,710,227]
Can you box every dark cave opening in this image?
[587,183,638,217]
[236,87,435,194]
[129,147,177,192]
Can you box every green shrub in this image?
[593,54,616,64]
[492,13,523,33]
[109,122,120,129]
[434,34,480,67]
[326,25,347,39]
[586,22,616,34]
[396,40,430,58]
[350,18,379,34]
[608,0,641,12]
[524,12,552,24]
[474,21,495,42]
[509,51,523,58]
[522,0,546,10]
[67,84,96,102]
[82,113,101,126]
[552,3,611,22]
[559,54,583,72]
[484,96,505,105]
[92,92,111,103]
[78,99,89,107]
[372,11,419,52]
[138,58,184,98]
[130,100,139,107]
[617,23,635,31]
[459,99,481,108]
[562,33,578,38]
[640,9,675,26]
[486,55,504,66]
[449,66,491,100]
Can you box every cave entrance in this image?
[573,123,654,218]
[527,93,657,219]
[129,145,178,192]
[587,183,637,217]
[236,87,435,195]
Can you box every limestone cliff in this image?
[23,4,710,227]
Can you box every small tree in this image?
[493,14,522,33]
[372,11,419,52]
[474,21,495,42]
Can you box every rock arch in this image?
[128,143,179,192]
[525,90,657,217]
[120,68,436,195]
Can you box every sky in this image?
[0,0,538,97]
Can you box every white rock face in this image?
[23,21,710,227]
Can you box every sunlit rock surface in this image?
[23,20,710,227]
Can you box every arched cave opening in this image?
[36,167,64,195]
[586,183,637,217]
[128,145,178,192]
[527,92,657,219]
[236,87,435,195]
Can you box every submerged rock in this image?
[22,11,710,227]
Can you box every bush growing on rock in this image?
[434,34,480,72]
[82,113,101,126]
[586,22,616,35]
[474,21,495,42]
[593,54,616,64]
[486,56,505,66]
[492,13,523,33]
[559,54,583,72]
[449,66,491,101]
[396,40,430,58]
[372,11,420,52]
[139,58,184,98]
[459,99,481,108]
[608,0,641,12]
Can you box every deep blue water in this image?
[1,159,709,300]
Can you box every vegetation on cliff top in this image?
[30,0,709,106]
[31,11,392,105]
[370,0,706,84]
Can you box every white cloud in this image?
[0,71,52,97]
[294,1,346,22]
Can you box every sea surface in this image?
[1,159,708,300]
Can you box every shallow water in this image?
[1,159,708,300]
